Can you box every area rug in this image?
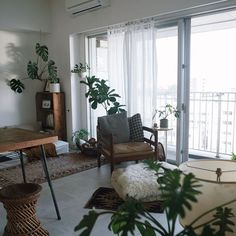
[85,187,164,213]
[0,153,107,188]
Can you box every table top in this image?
[0,128,58,152]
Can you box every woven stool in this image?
[0,183,49,236]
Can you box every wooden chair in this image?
[97,114,165,173]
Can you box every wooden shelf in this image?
[36,92,67,141]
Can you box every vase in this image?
[49,83,60,93]
[160,118,168,128]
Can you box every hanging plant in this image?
[9,43,59,93]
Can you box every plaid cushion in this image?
[128,113,144,142]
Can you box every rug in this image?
[0,152,107,188]
[85,187,164,213]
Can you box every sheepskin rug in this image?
[111,162,178,202]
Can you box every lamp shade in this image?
[179,160,236,235]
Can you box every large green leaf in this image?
[48,60,58,82]
[74,210,100,236]
[212,207,235,235]
[9,79,25,93]
[35,43,48,62]
[158,169,202,220]
[27,61,39,80]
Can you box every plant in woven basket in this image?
[75,161,235,236]
[9,43,60,93]
[72,129,89,149]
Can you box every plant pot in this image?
[160,118,168,128]
[49,83,60,93]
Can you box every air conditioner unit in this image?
[66,0,110,15]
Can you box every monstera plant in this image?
[9,43,59,93]
[75,161,235,236]
[71,64,125,115]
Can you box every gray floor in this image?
[0,163,183,236]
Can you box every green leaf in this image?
[27,61,39,80]
[158,170,202,220]
[48,60,58,81]
[74,210,100,236]
[35,43,48,62]
[9,79,25,93]
[212,207,235,235]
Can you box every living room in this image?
[1,0,236,235]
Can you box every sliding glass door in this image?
[190,10,236,159]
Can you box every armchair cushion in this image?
[113,142,153,155]
[128,113,144,142]
[98,111,130,144]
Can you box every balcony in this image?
[158,92,236,161]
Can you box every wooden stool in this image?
[0,183,49,236]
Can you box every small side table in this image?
[154,128,173,159]
[0,183,49,236]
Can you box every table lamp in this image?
[179,159,236,235]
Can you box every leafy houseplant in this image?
[71,64,125,115]
[9,43,60,93]
[72,129,89,148]
[153,104,180,128]
[232,153,236,160]
[71,63,90,77]
[75,161,235,236]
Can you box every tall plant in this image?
[9,43,59,93]
[75,161,235,236]
[71,64,125,115]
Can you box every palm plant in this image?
[75,161,235,236]
[9,43,59,93]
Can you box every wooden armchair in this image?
[97,112,165,173]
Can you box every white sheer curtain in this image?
[108,21,157,126]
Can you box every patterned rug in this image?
[0,152,107,188]
[85,187,164,213]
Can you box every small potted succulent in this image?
[72,129,89,150]
[153,104,180,128]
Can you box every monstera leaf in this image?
[35,43,48,62]
[9,79,25,93]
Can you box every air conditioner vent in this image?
[65,0,110,15]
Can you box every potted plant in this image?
[71,63,90,78]
[9,43,60,93]
[75,161,236,236]
[232,152,236,160]
[71,66,126,115]
[72,129,89,149]
[153,104,180,128]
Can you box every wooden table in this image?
[0,127,61,220]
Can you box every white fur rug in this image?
[111,162,177,202]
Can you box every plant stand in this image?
[0,183,49,236]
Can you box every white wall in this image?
[0,0,51,32]
[0,31,46,127]
[0,0,51,129]
[49,0,236,140]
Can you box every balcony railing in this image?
[158,92,236,158]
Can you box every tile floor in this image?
[0,162,183,236]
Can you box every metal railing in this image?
[158,92,236,157]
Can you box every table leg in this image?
[40,145,61,220]
[19,150,26,183]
